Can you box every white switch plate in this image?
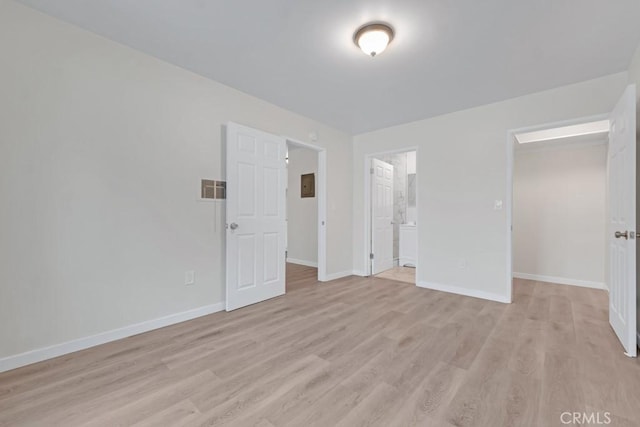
[185,270,195,286]
[494,200,503,210]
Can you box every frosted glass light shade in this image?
[354,23,394,57]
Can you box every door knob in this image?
[615,231,628,239]
[230,223,239,230]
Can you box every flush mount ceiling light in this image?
[354,23,394,57]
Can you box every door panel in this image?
[226,122,286,311]
[238,162,255,216]
[372,158,394,274]
[237,234,256,290]
[608,84,637,357]
[263,232,279,283]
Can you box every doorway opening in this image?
[507,115,612,300]
[365,149,418,285]
[512,118,610,291]
[225,122,327,311]
[285,138,327,291]
[506,84,638,358]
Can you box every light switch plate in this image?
[494,200,503,210]
[185,270,195,286]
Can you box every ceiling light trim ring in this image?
[353,22,395,57]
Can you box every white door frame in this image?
[285,137,328,282]
[363,147,419,280]
[505,113,610,303]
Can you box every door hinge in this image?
[370,253,374,260]
[370,167,374,174]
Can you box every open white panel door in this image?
[371,158,394,275]
[226,122,286,311]
[608,85,637,357]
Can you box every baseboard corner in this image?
[323,270,353,281]
[417,280,511,304]
[512,272,606,290]
[286,258,318,268]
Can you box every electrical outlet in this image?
[185,270,195,286]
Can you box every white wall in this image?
[0,0,353,363]
[513,143,607,288]
[353,73,629,300]
[630,42,640,101]
[286,147,318,266]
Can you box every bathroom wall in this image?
[406,151,417,224]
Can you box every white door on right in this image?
[608,84,637,357]
[371,158,394,275]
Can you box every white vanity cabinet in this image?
[399,224,417,267]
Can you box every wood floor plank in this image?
[539,351,586,427]
[335,381,400,427]
[255,334,394,426]
[79,370,216,427]
[282,350,393,427]
[445,336,516,427]
[132,399,202,427]
[387,361,466,426]
[193,355,329,426]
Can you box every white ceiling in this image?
[17,0,640,134]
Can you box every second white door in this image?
[371,158,394,274]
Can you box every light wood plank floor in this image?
[1,266,640,426]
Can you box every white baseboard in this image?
[0,302,225,374]
[286,258,318,268]
[323,270,353,281]
[351,270,368,277]
[513,272,606,290]
[417,281,510,304]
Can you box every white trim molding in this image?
[0,302,225,374]
[418,281,511,304]
[286,258,318,268]
[351,270,368,277]
[513,272,607,290]
[322,270,353,282]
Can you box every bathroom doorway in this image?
[367,149,417,284]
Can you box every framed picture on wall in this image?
[301,173,315,198]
